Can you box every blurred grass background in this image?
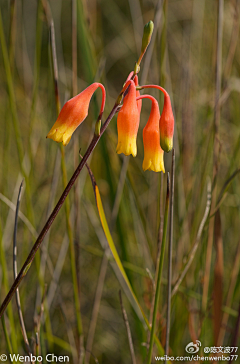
[0,0,240,363]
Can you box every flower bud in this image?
[141,21,154,54]
[159,92,174,152]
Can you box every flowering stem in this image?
[0,101,120,320]
[147,173,170,364]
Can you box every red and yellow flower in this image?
[138,95,165,172]
[159,90,174,153]
[116,80,140,157]
[47,83,105,146]
[139,85,174,153]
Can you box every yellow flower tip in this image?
[116,138,137,157]
[160,135,173,153]
[141,96,164,172]
[46,121,76,146]
[142,151,165,173]
[62,133,72,146]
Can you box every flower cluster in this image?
[47,76,174,173]
[116,77,174,172]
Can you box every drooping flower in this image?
[47,83,105,146]
[139,84,174,153]
[138,95,165,172]
[116,80,140,157]
[159,90,174,153]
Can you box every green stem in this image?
[28,0,43,160]
[0,7,35,225]
[46,1,84,338]
[60,144,83,337]
[0,100,119,320]
[0,222,18,353]
[147,174,170,364]
[1,315,13,356]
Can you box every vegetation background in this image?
[0,0,239,363]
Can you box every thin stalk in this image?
[0,221,18,353]
[147,173,170,364]
[28,0,43,159]
[147,171,163,348]
[119,290,137,364]
[1,315,13,356]
[165,149,175,362]
[76,0,96,83]
[0,7,34,225]
[35,285,47,357]
[46,0,84,344]
[55,296,78,364]
[85,156,130,364]
[140,0,164,85]
[61,143,84,340]
[0,100,120,319]
[171,178,211,297]
[229,303,240,364]
[159,0,167,88]
[72,0,81,320]
[139,84,169,99]
[72,0,77,97]
[9,0,16,69]
[202,0,224,312]
[85,253,108,364]
[217,239,240,345]
[13,181,32,356]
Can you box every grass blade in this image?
[165,149,175,360]
[85,162,167,357]
[147,173,170,364]
[213,209,224,345]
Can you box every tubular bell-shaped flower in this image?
[116,80,140,157]
[159,90,174,153]
[137,95,165,172]
[140,85,174,152]
[47,83,106,146]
